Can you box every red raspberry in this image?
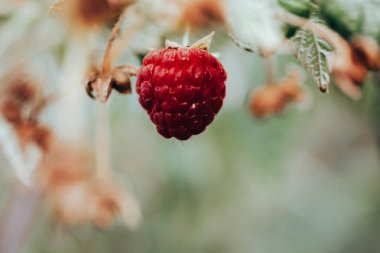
[136,47,227,140]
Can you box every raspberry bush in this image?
[0,0,380,253]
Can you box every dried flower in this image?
[351,36,380,71]
[85,64,136,101]
[90,180,141,229]
[177,0,226,31]
[110,65,133,95]
[50,181,96,226]
[39,143,141,229]
[0,75,54,152]
[0,73,53,185]
[6,78,37,104]
[38,143,89,190]
[332,36,368,100]
[15,123,53,152]
[63,0,135,28]
[84,12,137,102]
[49,179,141,229]
[1,100,22,124]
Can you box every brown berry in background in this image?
[249,85,285,119]
[249,71,304,119]
[136,45,227,140]
[280,71,304,101]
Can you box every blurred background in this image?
[0,0,380,253]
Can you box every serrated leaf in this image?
[290,24,334,92]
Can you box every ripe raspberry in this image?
[136,47,227,140]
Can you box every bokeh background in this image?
[0,1,380,253]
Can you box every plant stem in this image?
[182,26,190,46]
[0,182,44,253]
[53,31,91,143]
[95,103,111,180]
[111,8,144,63]
[264,55,277,85]
[102,11,126,75]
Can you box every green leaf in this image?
[319,0,380,40]
[278,0,312,17]
[290,22,334,92]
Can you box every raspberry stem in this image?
[55,32,90,141]
[95,103,111,180]
[182,26,191,46]
[111,6,144,64]
[102,11,126,75]
[264,55,277,85]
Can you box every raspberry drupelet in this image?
[136,45,227,140]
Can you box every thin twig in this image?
[0,182,44,253]
[111,7,144,61]
[182,25,190,46]
[264,55,277,85]
[102,11,126,75]
[95,103,111,180]
[54,31,91,142]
